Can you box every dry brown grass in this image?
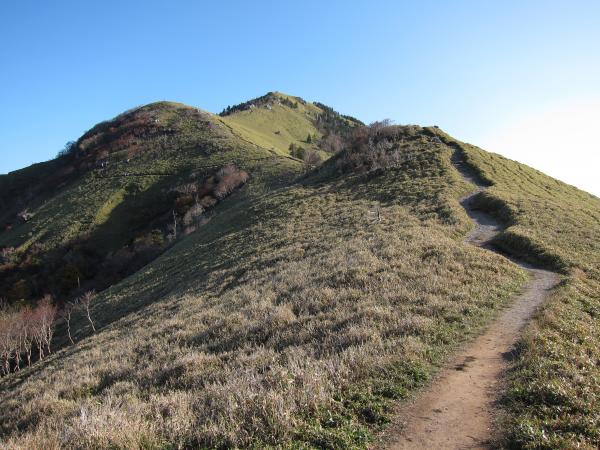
[0,131,527,448]
[431,129,600,449]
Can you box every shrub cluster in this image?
[288,144,322,172]
[313,102,363,153]
[0,291,98,376]
[0,295,56,374]
[336,122,423,173]
[170,164,249,237]
[288,143,307,160]
[55,141,77,159]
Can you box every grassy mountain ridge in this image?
[431,132,600,449]
[0,94,360,305]
[1,116,529,448]
[0,94,599,448]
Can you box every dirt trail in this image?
[376,150,559,450]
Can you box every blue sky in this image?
[1,1,599,194]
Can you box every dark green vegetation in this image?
[0,93,598,449]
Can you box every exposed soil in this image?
[375,151,560,449]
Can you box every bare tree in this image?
[29,306,45,361]
[33,296,57,356]
[167,210,178,241]
[13,312,25,371]
[40,296,57,354]
[368,119,394,137]
[303,150,322,172]
[0,313,15,375]
[61,302,76,344]
[0,297,60,376]
[21,307,34,367]
[322,133,344,153]
[79,291,97,332]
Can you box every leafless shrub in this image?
[321,132,344,153]
[61,302,77,345]
[336,121,417,173]
[78,291,97,333]
[0,247,16,265]
[173,183,198,196]
[17,209,34,222]
[214,167,249,200]
[199,195,217,209]
[0,296,57,375]
[302,150,322,172]
[183,203,204,228]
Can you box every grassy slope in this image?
[4,95,597,449]
[219,92,325,157]
[434,131,600,449]
[0,102,301,255]
[0,93,331,259]
[0,130,528,448]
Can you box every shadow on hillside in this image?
[2,160,464,391]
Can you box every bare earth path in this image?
[375,151,560,449]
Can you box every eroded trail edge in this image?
[376,150,560,450]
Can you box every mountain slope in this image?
[0,94,359,305]
[220,92,324,155]
[0,96,598,449]
[0,120,527,448]
[377,144,561,449]
[436,134,600,449]
[0,100,298,255]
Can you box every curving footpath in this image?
[376,150,559,450]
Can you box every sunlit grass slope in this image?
[0,101,300,255]
[0,93,346,259]
[220,92,325,156]
[433,130,600,449]
[0,128,527,448]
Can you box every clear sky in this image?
[1,1,599,195]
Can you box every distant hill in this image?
[0,93,598,449]
[0,93,360,305]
